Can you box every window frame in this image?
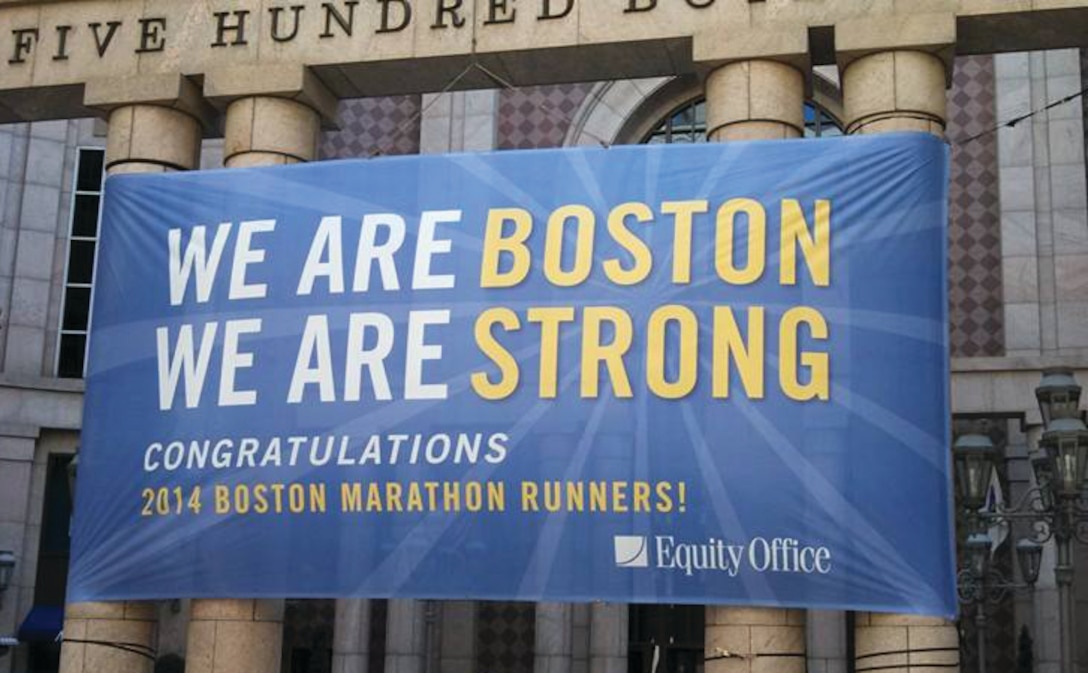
[55,146,106,379]
[640,98,843,144]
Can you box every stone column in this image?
[852,614,959,673]
[385,599,426,673]
[698,32,809,673]
[186,66,332,673]
[534,603,572,673]
[589,604,627,673]
[704,608,806,673]
[59,603,158,673]
[838,13,953,138]
[184,601,284,673]
[103,105,202,174]
[59,75,209,673]
[333,599,371,673]
[842,50,947,136]
[705,60,805,141]
[223,96,321,167]
[838,15,961,673]
[205,65,335,169]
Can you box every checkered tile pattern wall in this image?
[319,95,422,160]
[947,55,1005,358]
[476,602,535,673]
[497,84,594,149]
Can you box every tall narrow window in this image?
[57,147,105,379]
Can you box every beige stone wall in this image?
[3,1,1088,122]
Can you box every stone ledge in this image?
[0,373,85,393]
[951,353,1088,373]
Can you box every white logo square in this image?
[614,536,649,568]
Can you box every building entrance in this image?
[628,605,704,673]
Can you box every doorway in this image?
[628,605,705,673]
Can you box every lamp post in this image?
[952,435,1043,673]
[952,368,1088,673]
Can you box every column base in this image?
[60,602,156,673]
[854,613,960,673]
[705,607,805,673]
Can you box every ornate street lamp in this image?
[1038,418,1088,499]
[1036,368,1081,429]
[953,433,997,512]
[1015,539,1043,586]
[953,369,1088,673]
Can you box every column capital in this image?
[83,74,216,133]
[204,65,338,128]
[836,12,957,81]
[692,24,810,77]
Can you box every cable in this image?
[60,637,157,662]
[955,85,1088,146]
[368,60,614,157]
[472,62,613,148]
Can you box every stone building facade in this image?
[0,3,1087,673]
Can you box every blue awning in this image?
[17,605,63,643]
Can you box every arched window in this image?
[643,98,842,144]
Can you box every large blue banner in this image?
[71,133,956,617]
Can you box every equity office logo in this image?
[613,534,833,577]
[613,536,649,568]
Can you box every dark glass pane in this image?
[804,104,817,123]
[66,240,96,284]
[76,149,104,192]
[39,455,74,554]
[57,333,87,378]
[694,102,706,124]
[72,194,100,237]
[62,286,91,331]
[821,112,843,135]
[672,106,694,127]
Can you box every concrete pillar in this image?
[61,77,209,673]
[589,604,627,673]
[59,602,158,673]
[439,601,476,673]
[185,70,331,673]
[185,600,284,673]
[104,105,202,174]
[842,50,947,136]
[385,599,426,673]
[704,608,806,673]
[701,50,808,673]
[534,603,572,673]
[203,65,334,169]
[705,60,805,141]
[333,599,371,673]
[838,16,960,672]
[223,96,321,167]
[853,614,959,673]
